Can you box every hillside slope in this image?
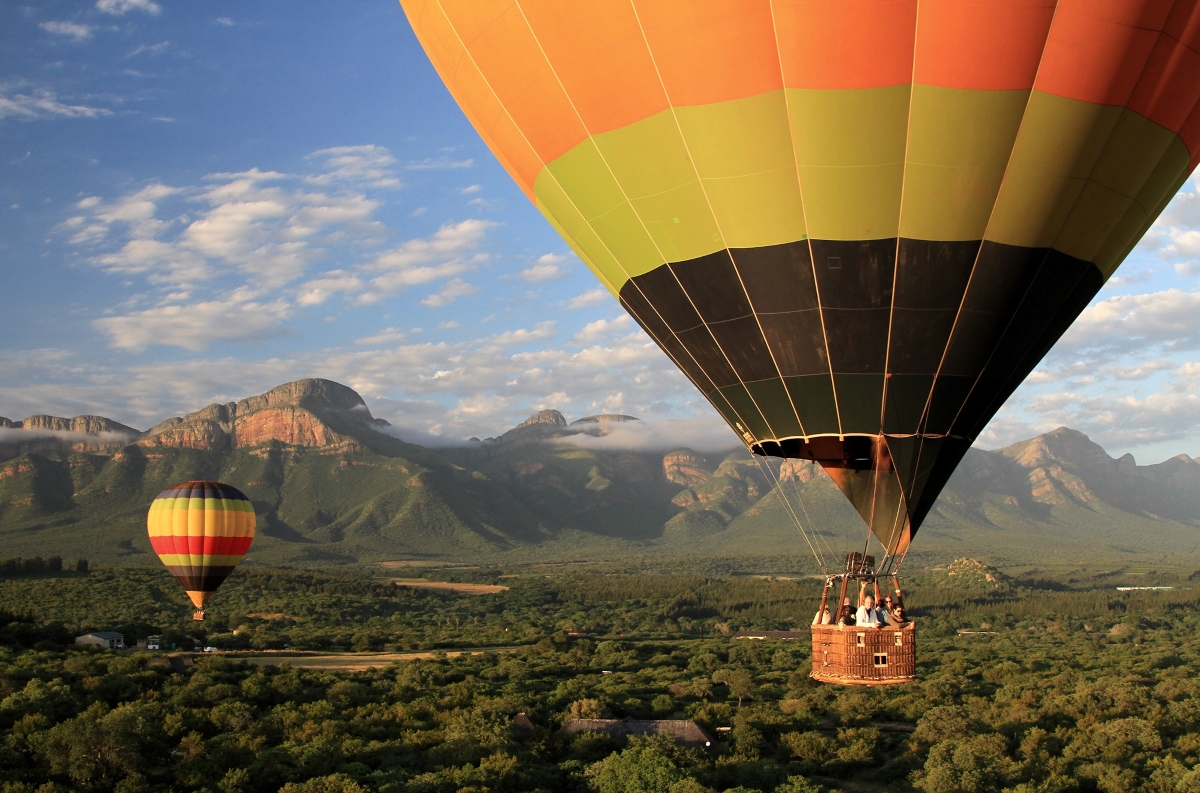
[3,380,1200,567]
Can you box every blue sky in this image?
[3,1,1200,463]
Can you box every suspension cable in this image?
[782,458,839,566]
[750,453,828,575]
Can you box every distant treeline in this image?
[0,556,88,578]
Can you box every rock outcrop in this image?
[0,414,141,459]
[138,378,390,452]
[662,450,712,488]
[516,409,567,429]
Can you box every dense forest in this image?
[3,562,1200,792]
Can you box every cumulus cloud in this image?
[421,278,478,307]
[39,21,93,40]
[306,145,400,188]
[68,164,389,289]
[520,252,568,282]
[1058,289,1200,359]
[0,84,111,121]
[354,327,406,346]
[0,305,723,446]
[569,315,632,346]
[96,0,160,15]
[299,219,494,305]
[460,184,482,194]
[1019,389,1200,450]
[566,287,611,309]
[94,288,292,351]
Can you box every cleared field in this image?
[390,578,509,594]
[233,646,526,670]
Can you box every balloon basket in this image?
[810,623,915,685]
[193,610,205,621]
[809,552,915,685]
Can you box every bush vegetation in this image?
[2,563,1200,791]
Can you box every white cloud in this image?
[306,145,400,188]
[569,315,632,346]
[421,278,478,307]
[566,287,611,309]
[551,416,737,453]
[0,311,720,446]
[438,321,460,329]
[1059,288,1200,358]
[39,21,93,40]
[0,84,111,121]
[354,327,406,346]
[0,427,138,444]
[296,271,364,307]
[406,157,473,170]
[71,165,388,289]
[96,0,161,15]
[460,184,482,194]
[215,17,233,26]
[488,321,557,347]
[298,219,494,304]
[520,252,568,282]
[125,41,170,58]
[94,289,292,351]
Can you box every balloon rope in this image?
[752,454,828,575]
[785,461,838,566]
[860,461,877,568]
[883,496,906,573]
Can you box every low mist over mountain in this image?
[3,379,1200,568]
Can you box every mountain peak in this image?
[139,378,387,452]
[239,378,368,414]
[517,409,567,428]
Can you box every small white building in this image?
[75,632,125,650]
[136,636,163,651]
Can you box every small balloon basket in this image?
[193,610,205,621]
[811,623,915,685]
[810,552,916,686]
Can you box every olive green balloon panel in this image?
[402,0,1200,556]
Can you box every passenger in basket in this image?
[855,595,888,628]
[812,604,832,625]
[835,597,855,626]
[890,603,908,624]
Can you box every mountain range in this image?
[3,378,1200,571]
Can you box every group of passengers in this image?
[812,592,907,627]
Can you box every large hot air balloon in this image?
[401,0,1200,682]
[147,481,255,620]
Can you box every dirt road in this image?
[231,645,527,671]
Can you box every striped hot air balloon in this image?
[147,480,255,619]
[401,0,1200,564]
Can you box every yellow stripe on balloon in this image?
[156,554,246,567]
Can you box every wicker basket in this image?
[810,622,915,686]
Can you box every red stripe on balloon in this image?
[150,535,252,556]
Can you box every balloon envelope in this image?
[402,0,1200,554]
[147,480,255,610]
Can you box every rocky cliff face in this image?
[0,414,142,459]
[137,378,391,452]
[662,450,713,488]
